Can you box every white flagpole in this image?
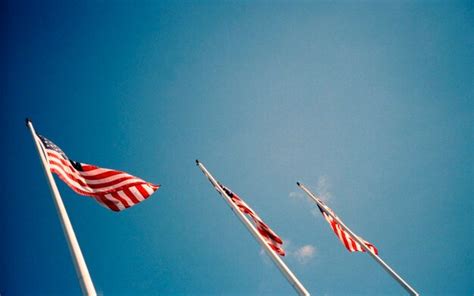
[297,182,418,296]
[196,160,310,296]
[26,119,97,296]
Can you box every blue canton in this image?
[38,134,68,159]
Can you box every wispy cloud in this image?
[289,191,305,199]
[293,245,316,264]
[290,175,332,201]
[259,240,316,265]
[291,175,333,217]
[316,175,332,202]
[310,176,333,217]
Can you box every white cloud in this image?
[259,239,316,265]
[306,176,333,217]
[291,176,332,202]
[292,176,333,217]
[316,175,332,202]
[289,191,304,199]
[293,245,316,264]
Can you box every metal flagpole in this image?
[26,119,97,296]
[297,182,419,296]
[196,160,310,296]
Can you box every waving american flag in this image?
[36,134,160,211]
[317,200,378,255]
[219,184,285,256]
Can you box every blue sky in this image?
[2,1,473,295]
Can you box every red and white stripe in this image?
[39,137,159,212]
[318,202,378,255]
[220,185,285,256]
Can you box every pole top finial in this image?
[296,181,301,186]
[25,118,32,126]
[195,159,200,165]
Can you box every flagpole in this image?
[26,119,97,296]
[297,182,418,296]
[196,160,310,296]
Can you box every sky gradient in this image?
[2,1,473,295]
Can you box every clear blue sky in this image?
[2,1,473,295]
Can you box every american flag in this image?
[317,200,378,255]
[219,184,285,256]
[37,134,160,212]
